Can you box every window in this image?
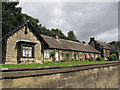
[22,46,33,57]
[17,41,36,59]
[69,53,72,58]
[74,54,78,60]
[62,52,66,58]
[74,52,79,60]
[44,50,50,58]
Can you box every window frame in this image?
[44,50,50,59]
[62,52,66,58]
[69,52,72,59]
[20,44,35,58]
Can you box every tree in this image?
[109,41,120,47]
[2,2,24,36]
[108,41,117,45]
[2,1,71,41]
[67,30,77,41]
[51,28,67,39]
[2,2,50,37]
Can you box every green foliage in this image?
[67,30,77,41]
[113,54,118,60]
[61,59,74,62]
[1,61,118,68]
[88,57,94,61]
[107,55,114,61]
[51,50,56,61]
[107,54,118,61]
[80,57,84,61]
[96,57,104,61]
[66,53,70,59]
[51,50,56,57]
[91,57,94,60]
[44,61,51,64]
[51,28,67,39]
[108,41,120,45]
[22,13,40,30]
[2,2,24,36]
[54,61,60,63]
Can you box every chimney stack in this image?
[82,41,86,44]
[53,33,59,41]
[90,37,95,41]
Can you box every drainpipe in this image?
[41,41,44,63]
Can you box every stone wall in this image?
[1,62,119,88]
[103,49,111,60]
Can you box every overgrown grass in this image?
[1,60,119,68]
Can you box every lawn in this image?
[1,60,119,68]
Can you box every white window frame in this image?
[22,46,33,57]
[44,50,50,58]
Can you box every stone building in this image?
[88,37,112,60]
[109,44,120,60]
[2,21,101,64]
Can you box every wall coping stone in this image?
[1,62,120,79]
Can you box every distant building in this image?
[2,21,101,64]
[88,37,112,60]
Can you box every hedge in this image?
[107,54,117,61]
[96,57,104,61]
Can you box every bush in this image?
[88,57,94,61]
[107,55,114,61]
[66,53,70,59]
[113,54,118,60]
[51,50,56,61]
[96,57,104,61]
[107,54,117,61]
[80,57,84,61]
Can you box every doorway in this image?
[55,52,59,61]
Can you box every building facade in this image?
[89,37,112,60]
[2,22,101,64]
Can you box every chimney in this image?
[53,33,59,41]
[90,37,95,41]
[82,41,86,44]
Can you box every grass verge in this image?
[1,60,119,68]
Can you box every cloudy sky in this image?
[18,1,118,43]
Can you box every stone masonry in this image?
[1,62,119,88]
[5,27,43,64]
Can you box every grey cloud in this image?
[18,2,118,43]
[60,2,118,42]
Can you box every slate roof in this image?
[41,35,101,53]
[95,40,112,50]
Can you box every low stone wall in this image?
[1,62,119,88]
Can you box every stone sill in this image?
[1,62,120,79]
